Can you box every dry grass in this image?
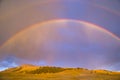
[0,66,120,80]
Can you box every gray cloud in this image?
[0,0,120,46]
[0,0,120,71]
[0,20,120,71]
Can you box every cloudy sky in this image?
[0,0,120,71]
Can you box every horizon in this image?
[0,0,120,74]
[0,63,120,72]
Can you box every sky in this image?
[0,0,120,71]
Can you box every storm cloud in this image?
[0,20,120,71]
[0,0,120,71]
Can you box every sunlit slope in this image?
[0,65,120,80]
[1,64,40,73]
[1,64,66,74]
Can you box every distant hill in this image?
[1,64,67,74]
[0,64,120,80]
[2,64,40,73]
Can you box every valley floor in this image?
[0,70,120,80]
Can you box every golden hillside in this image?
[0,65,120,80]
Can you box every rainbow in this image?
[0,19,120,48]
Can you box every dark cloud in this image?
[0,0,2,3]
[0,20,119,71]
[0,0,120,45]
[0,0,120,71]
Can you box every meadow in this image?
[0,65,120,80]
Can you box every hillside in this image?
[0,65,120,80]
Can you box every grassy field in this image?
[0,65,120,80]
